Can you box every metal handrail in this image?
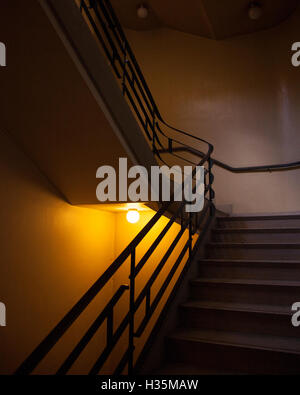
[158,146,300,173]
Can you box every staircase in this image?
[157,215,300,375]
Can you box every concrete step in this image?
[190,278,300,306]
[166,329,300,374]
[212,228,300,243]
[206,243,300,260]
[198,259,300,281]
[179,300,295,337]
[217,215,300,229]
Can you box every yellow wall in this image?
[0,130,193,374]
[114,210,192,370]
[125,8,300,214]
[0,129,118,374]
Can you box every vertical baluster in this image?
[128,249,136,375]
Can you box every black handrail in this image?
[158,146,300,173]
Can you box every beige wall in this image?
[125,8,300,214]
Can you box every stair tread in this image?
[191,278,300,286]
[181,300,291,315]
[213,228,300,233]
[169,329,300,354]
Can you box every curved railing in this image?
[15,0,298,375]
[158,146,300,173]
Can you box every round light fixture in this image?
[126,209,140,224]
[248,2,263,20]
[137,4,148,19]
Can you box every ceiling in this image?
[111,0,300,39]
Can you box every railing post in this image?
[128,249,136,375]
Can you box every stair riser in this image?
[179,308,295,337]
[206,246,300,260]
[212,232,300,243]
[166,338,300,374]
[190,283,300,306]
[199,263,300,281]
[217,218,300,229]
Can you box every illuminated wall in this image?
[0,130,193,374]
[114,210,192,370]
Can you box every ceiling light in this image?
[137,4,148,19]
[126,209,140,224]
[248,2,263,20]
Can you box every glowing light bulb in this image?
[126,209,140,224]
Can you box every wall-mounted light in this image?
[137,4,149,19]
[126,209,140,224]
[248,2,263,20]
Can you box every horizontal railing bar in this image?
[91,2,122,66]
[134,205,183,277]
[124,78,156,137]
[124,86,152,141]
[89,312,129,375]
[102,0,214,152]
[171,152,202,166]
[103,0,161,118]
[158,119,213,148]
[84,1,157,141]
[155,123,212,156]
[135,239,190,338]
[126,60,155,117]
[159,147,300,173]
[134,219,189,312]
[113,348,130,376]
[56,285,129,375]
[81,1,121,78]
